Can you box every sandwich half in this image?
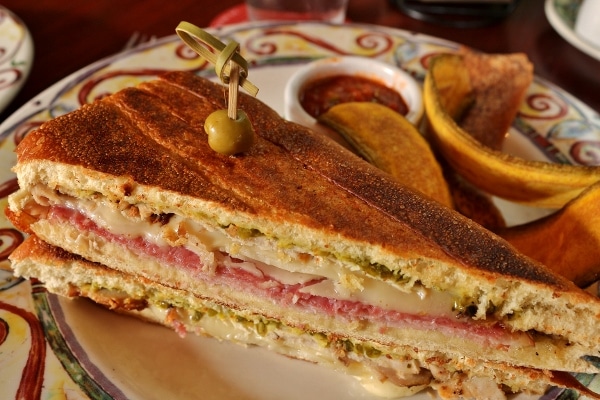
[6,71,600,399]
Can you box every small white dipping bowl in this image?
[284,56,423,141]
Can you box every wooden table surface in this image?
[1,0,598,123]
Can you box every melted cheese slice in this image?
[299,278,455,317]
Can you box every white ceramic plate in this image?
[545,0,600,60]
[1,21,599,400]
[0,6,33,113]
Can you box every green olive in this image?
[204,109,255,155]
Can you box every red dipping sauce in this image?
[299,75,409,118]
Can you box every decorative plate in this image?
[0,6,33,113]
[0,21,599,400]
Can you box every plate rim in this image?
[0,5,34,114]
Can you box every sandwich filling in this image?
[17,184,553,357]
[11,164,598,379]
[15,235,551,399]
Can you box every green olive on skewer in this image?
[204,109,254,156]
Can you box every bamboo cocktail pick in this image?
[176,21,259,155]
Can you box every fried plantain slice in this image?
[497,182,600,288]
[424,53,600,208]
[318,102,453,208]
